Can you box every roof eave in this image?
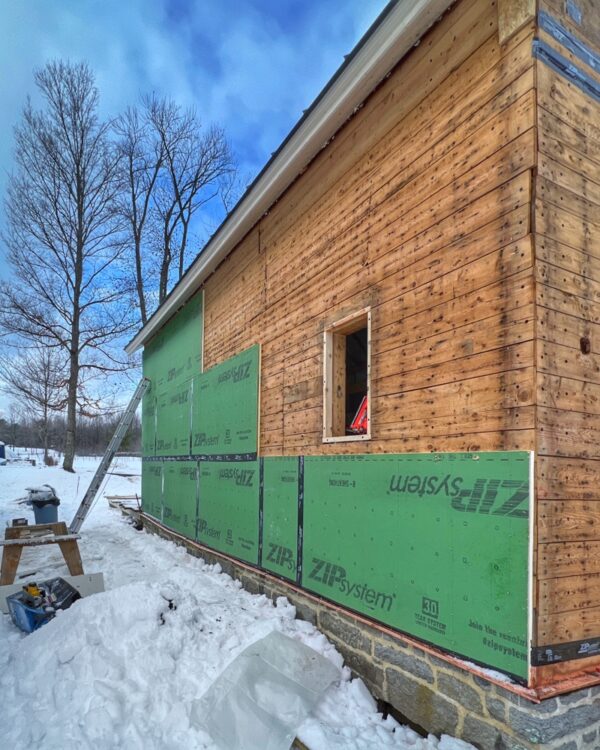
[125,0,454,355]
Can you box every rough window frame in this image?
[322,307,371,443]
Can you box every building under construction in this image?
[126,1,600,746]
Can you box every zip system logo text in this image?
[218,468,255,487]
[388,474,528,518]
[217,361,251,384]
[308,558,395,613]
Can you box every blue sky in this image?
[0,1,389,268]
[0,0,389,418]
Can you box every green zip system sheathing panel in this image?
[142,395,157,457]
[191,345,260,458]
[142,292,203,458]
[163,461,198,539]
[142,292,203,392]
[302,453,530,680]
[156,382,193,456]
[261,457,299,582]
[141,461,163,521]
[197,461,260,563]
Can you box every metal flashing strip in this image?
[533,38,600,104]
[532,638,600,666]
[143,452,258,463]
[296,456,305,587]
[539,10,600,75]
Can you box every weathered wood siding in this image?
[534,0,600,680]
[203,0,537,461]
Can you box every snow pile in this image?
[0,458,475,750]
[0,571,471,750]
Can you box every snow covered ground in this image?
[0,456,474,750]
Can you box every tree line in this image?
[0,408,141,460]
[0,60,238,469]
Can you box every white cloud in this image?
[0,0,389,279]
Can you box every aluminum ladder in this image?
[69,378,150,533]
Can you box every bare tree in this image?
[219,168,248,215]
[0,407,141,457]
[0,346,68,462]
[0,61,134,472]
[7,403,24,448]
[114,106,164,326]
[116,95,236,318]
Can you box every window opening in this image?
[323,309,371,442]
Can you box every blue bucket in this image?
[31,500,59,524]
[27,485,60,524]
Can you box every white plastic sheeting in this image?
[195,630,340,750]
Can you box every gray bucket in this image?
[27,485,60,524]
[31,501,59,524]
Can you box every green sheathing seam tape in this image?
[191,344,260,457]
[302,453,529,679]
[141,391,157,457]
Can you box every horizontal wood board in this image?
[202,0,536,465]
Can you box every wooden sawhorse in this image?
[0,522,83,585]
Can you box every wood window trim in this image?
[323,307,371,443]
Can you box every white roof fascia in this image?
[126,0,454,354]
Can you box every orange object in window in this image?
[349,395,368,434]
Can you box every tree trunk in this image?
[43,404,49,464]
[62,355,79,472]
[63,210,83,472]
[134,233,147,325]
[178,218,189,280]
[159,226,171,304]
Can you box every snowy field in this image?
[0,456,473,750]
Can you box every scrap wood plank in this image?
[106,495,141,511]
[0,535,80,547]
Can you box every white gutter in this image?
[126,0,454,354]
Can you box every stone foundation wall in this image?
[143,517,600,750]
